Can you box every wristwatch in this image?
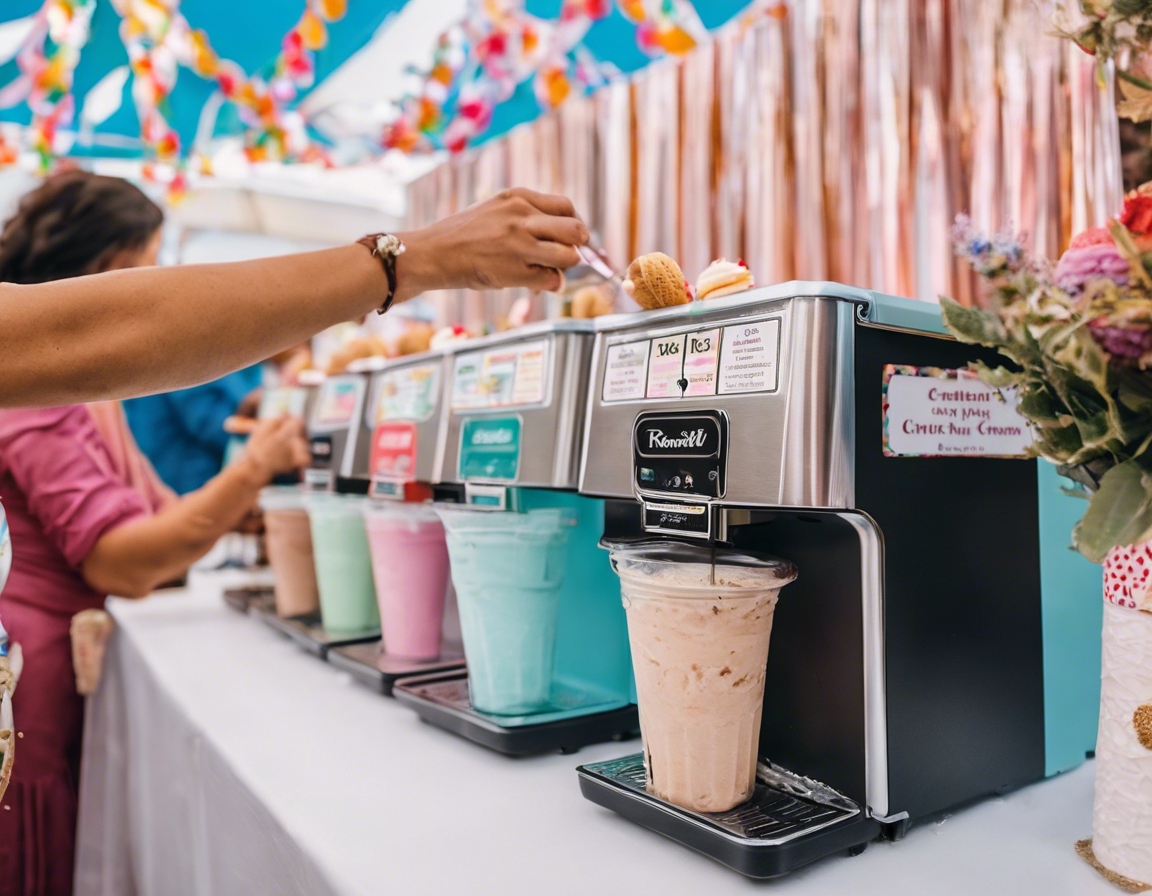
[358,233,406,314]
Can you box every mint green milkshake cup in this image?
[304,494,379,633]
[436,508,573,715]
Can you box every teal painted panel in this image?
[515,489,635,703]
[1037,462,1102,775]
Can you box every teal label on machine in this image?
[459,416,522,482]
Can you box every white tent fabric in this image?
[301,0,468,127]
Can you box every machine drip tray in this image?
[223,586,276,616]
[253,604,379,658]
[393,669,639,756]
[577,754,879,878]
[327,641,465,696]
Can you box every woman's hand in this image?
[395,188,590,301]
[240,416,310,485]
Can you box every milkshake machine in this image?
[574,283,1098,877]
[393,321,639,754]
[326,351,466,694]
[257,368,381,655]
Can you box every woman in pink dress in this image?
[0,173,310,896]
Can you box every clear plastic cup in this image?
[258,487,320,618]
[605,539,797,813]
[303,494,379,634]
[362,502,450,660]
[436,508,573,715]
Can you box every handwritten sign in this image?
[883,366,1032,458]
[647,335,685,398]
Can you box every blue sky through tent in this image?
[0,0,401,155]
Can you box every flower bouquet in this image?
[942,188,1152,889]
[1060,0,1152,122]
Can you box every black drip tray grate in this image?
[588,753,857,842]
[577,753,877,878]
[394,669,639,755]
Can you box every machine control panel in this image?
[633,410,727,538]
[306,374,367,490]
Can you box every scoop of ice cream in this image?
[1054,241,1130,295]
[396,323,434,356]
[429,324,470,351]
[570,285,615,318]
[696,258,754,301]
[622,253,693,310]
[325,337,389,375]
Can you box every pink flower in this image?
[1053,242,1130,294]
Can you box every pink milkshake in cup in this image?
[604,539,797,814]
[362,502,450,660]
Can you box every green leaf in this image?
[1034,423,1086,465]
[940,297,1008,349]
[1072,459,1152,562]
[969,359,1024,389]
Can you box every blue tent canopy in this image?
[0,0,749,157]
[0,0,403,154]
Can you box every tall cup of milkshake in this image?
[436,508,573,715]
[605,540,797,813]
[259,487,320,618]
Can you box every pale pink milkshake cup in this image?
[363,503,450,660]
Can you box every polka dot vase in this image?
[1086,541,1152,890]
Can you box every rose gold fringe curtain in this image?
[407,0,1122,314]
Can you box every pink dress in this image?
[0,406,167,896]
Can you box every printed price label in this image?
[603,341,650,401]
[258,386,308,420]
[718,320,781,394]
[452,341,550,410]
[683,328,721,396]
[510,340,547,405]
[315,376,364,427]
[376,364,439,423]
[882,366,1032,458]
[647,335,686,398]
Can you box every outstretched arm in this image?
[0,189,587,408]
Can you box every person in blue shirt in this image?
[124,365,263,495]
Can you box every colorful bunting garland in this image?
[0,0,96,171]
[0,0,704,170]
[619,0,704,56]
[384,0,700,158]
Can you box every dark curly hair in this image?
[0,170,164,284]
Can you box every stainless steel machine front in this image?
[579,288,857,512]
[434,319,595,494]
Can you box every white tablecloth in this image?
[74,570,1115,896]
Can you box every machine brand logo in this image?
[635,413,722,458]
[471,426,514,445]
[647,428,708,450]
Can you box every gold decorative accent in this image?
[1077,839,1152,892]
[1134,703,1152,750]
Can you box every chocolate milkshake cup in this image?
[605,541,797,813]
[259,487,320,618]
